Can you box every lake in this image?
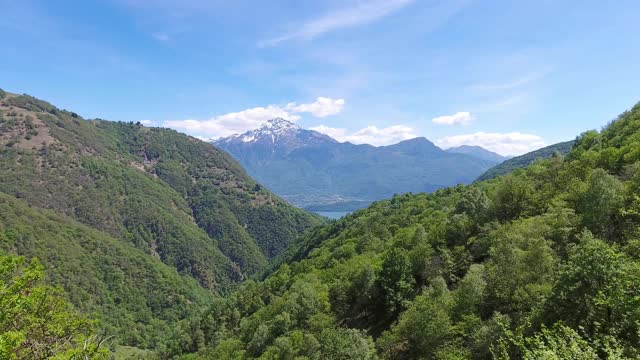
[316,211,349,219]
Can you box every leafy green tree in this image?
[576,168,625,241]
[519,324,629,360]
[444,213,474,247]
[317,328,376,360]
[0,253,109,359]
[455,186,490,225]
[540,232,640,355]
[377,248,416,318]
[490,174,536,221]
[453,264,486,319]
[485,219,557,316]
[203,338,245,360]
[378,277,455,359]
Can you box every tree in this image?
[377,277,455,359]
[453,264,487,319]
[0,253,109,359]
[576,168,625,241]
[455,186,490,225]
[204,338,245,360]
[491,175,536,221]
[540,232,640,356]
[318,328,376,360]
[519,324,628,360]
[377,248,416,318]
[484,218,557,317]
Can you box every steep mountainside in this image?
[445,145,508,163]
[476,140,575,181]
[215,119,500,211]
[0,90,322,345]
[0,192,211,348]
[169,102,640,359]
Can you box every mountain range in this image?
[214,119,507,211]
[445,144,512,163]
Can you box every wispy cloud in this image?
[260,0,415,47]
[436,132,545,156]
[432,111,474,125]
[468,69,551,93]
[311,124,417,146]
[163,97,345,138]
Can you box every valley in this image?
[2,2,638,358]
[2,87,640,359]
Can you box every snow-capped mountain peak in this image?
[213,118,337,151]
[219,118,303,145]
[259,118,300,132]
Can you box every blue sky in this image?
[1,0,639,155]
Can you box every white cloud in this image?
[260,0,414,46]
[436,132,545,156]
[286,97,345,117]
[139,119,153,125]
[310,125,348,140]
[163,97,345,138]
[311,124,417,146]
[432,111,474,126]
[164,106,299,138]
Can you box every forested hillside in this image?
[476,140,575,182]
[0,90,322,351]
[0,192,211,348]
[167,102,640,359]
[0,250,110,359]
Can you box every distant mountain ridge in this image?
[476,140,575,181]
[214,119,503,211]
[445,145,508,163]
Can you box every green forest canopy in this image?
[164,102,640,359]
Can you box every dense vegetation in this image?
[0,90,321,350]
[0,192,212,348]
[167,102,640,358]
[0,251,109,359]
[476,140,575,182]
